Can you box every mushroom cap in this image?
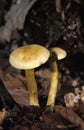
[9,44,50,69]
[50,47,67,60]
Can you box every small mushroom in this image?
[9,44,50,106]
[47,47,67,109]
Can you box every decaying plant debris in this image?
[0,0,84,130]
[0,0,37,42]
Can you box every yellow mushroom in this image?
[9,44,50,106]
[47,47,67,109]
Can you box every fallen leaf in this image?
[55,106,84,130]
[0,69,29,106]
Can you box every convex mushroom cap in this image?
[50,47,67,60]
[9,44,50,69]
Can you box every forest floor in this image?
[0,0,84,130]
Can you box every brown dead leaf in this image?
[0,69,29,106]
[36,68,51,89]
[54,106,84,130]
[75,104,84,116]
[35,69,51,97]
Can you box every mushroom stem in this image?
[47,60,58,109]
[25,69,39,106]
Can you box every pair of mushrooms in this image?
[9,44,67,109]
